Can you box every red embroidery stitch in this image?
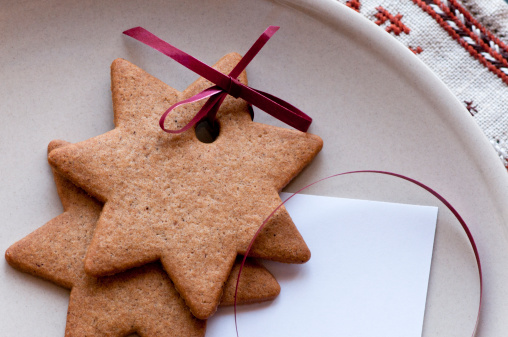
[413,0,508,85]
[375,6,411,36]
[448,0,508,57]
[346,0,361,12]
[409,46,423,54]
[439,0,508,67]
[464,100,478,116]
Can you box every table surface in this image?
[336,0,508,169]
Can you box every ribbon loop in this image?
[123,26,313,134]
[234,170,483,337]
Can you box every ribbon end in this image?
[123,26,144,37]
[268,26,280,33]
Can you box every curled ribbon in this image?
[234,171,482,337]
[123,26,313,133]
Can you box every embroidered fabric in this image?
[339,0,508,167]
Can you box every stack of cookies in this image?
[5,53,323,336]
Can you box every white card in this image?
[207,193,438,337]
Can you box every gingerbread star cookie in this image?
[5,140,280,336]
[48,54,323,318]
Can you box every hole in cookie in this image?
[248,104,254,121]
[195,118,220,143]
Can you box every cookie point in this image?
[4,247,13,264]
[189,302,219,320]
[304,132,323,151]
[293,247,311,264]
[314,134,324,150]
[83,255,105,277]
[46,148,59,167]
[289,246,312,264]
[111,58,134,72]
[111,57,126,67]
[4,244,21,267]
[47,140,70,154]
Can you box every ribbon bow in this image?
[123,26,312,133]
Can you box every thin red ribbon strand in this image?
[123,26,313,133]
[234,171,482,337]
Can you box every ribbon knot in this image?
[225,76,243,99]
[123,26,313,134]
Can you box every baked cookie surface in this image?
[5,140,281,336]
[48,54,323,318]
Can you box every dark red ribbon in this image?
[234,171,482,337]
[123,26,313,133]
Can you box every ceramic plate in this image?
[2,0,507,336]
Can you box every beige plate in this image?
[2,0,507,336]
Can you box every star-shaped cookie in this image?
[48,54,323,318]
[5,140,281,336]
